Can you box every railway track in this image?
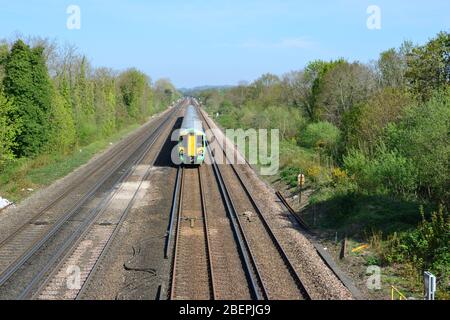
[197,107,311,300]
[169,166,215,300]
[0,108,174,246]
[33,108,180,300]
[0,103,182,299]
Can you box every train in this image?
[178,104,206,165]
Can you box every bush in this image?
[46,92,76,154]
[384,90,450,202]
[381,206,449,297]
[280,166,301,188]
[0,91,20,168]
[343,146,417,198]
[300,121,341,156]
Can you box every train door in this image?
[187,133,196,158]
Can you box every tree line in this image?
[197,31,449,206]
[0,38,180,168]
[196,32,449,295]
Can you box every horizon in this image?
[1,1,449,88]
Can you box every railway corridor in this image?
[0,101,184,299]
[170,167,212,300]
[0,98,353,300]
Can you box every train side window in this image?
[197,135,203,147]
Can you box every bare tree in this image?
[318,62,377,126]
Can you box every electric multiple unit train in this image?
[178,104,206,165]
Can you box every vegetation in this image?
[0,37,180,200]
[196,31,449,298]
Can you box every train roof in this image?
[180,105,204,134]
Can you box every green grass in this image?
[0,124,140,203]
[307,193,427,238]
[205,106,449,299]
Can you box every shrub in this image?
[384,90,450,202]
[381,206,449,297]
[343,146,417,198]
[300,121,341,156]
[0,91,20,168]
[280,166,301,188]
[46,92,76,154]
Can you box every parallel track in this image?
[0,110,170,247]
[0,105,181,296]
[169,166,215,300]
[30,104,182,299]
[30,105,182,300]
[198,106,311,300]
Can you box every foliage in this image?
[381,206,449,296]
[342,88,413,151]
[47,92,76,154]
[0,37,178,172]
[0,91,20,167]
[154,78,181,111]
[377,41,413,88]
[3,40,53,156]
[384,90,450,202]
[117,68,151,122]
[283,59,345,121]
[300,121,341,156]
[406,32,450,101]
[316,61,377,126]
[343,146,418,198]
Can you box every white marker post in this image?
[297,173,305,206]
[424,271,436,300]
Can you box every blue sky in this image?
[0,0,449,88]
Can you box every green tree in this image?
[154,78,180,111]
[47,91,76,154]
[377,41,413,88]
[0,42,8,84]
[343,146,417,197]
[300,121,341,157]
[384,90,450,202]
[0,91,20,167]
[3,40,53,156]
[93,68,117,137]
[72,56,96,145]
[117,69,149,121]
[284,60,345,121]
[342,88,413,152]
[406,32,450,100]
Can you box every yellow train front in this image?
[178,105,206,165]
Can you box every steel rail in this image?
[198,166,216,300]
[0,110,171,250]
[31,105,182,300]
[169,167,185,300]
[275,191,311,233]
[164,167,182,259]
[0,106,179,290]
[206,143,267,300]
[169,166,215,300]
[199,107,311,300]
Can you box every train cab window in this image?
[197,135,204,147]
